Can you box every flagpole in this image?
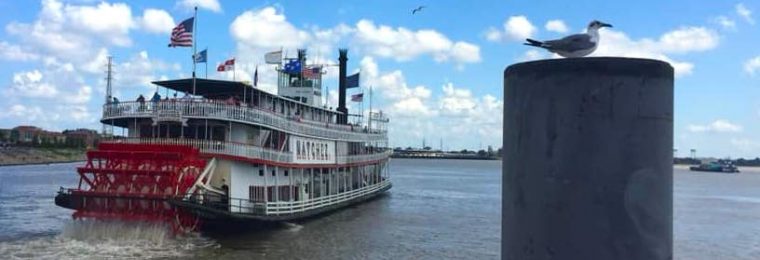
[205,46,208,78]
[192,6,198,95]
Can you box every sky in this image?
[0,0,759,158]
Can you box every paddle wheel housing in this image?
[56,143,208,233]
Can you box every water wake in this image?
[282,222,303,232]
[0,220,217,259]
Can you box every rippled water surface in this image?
[1,160,759,259]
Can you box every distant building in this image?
[63,128,99,148]
[41,131,66,144]
[12,125,43,143]
[10,126,68,145]
[0,128,11,142]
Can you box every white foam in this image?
[0,220,217,259]
[283,222,303,232]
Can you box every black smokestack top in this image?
[337,49,348,124]
[297,49,306,63]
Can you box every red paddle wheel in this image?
[63,143,207,233]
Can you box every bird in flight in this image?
[412,6,425,14]
[523,20,612,58]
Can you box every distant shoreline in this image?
[0,147,86,167]
[0,160,85,167]
[390,155,500,160]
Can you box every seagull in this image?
[412,6,425,14]
[523,20,612,58]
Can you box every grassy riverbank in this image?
[0,147,86,166]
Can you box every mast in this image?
[102,56,114,138]
[192,6,198,95]
[105,56,113,105]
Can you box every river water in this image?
[0,160,758,259]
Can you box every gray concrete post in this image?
[502,58,673,260]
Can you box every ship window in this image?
[272,170,276,176]
[284,170,289,176]
[259,169,264,176]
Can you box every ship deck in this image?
[170,181,392,222]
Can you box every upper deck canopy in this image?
[152,78,252,100]
[151,77,346,118]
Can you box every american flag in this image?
[302,66,321,79]
[168,17,194,47]
[351,93,364,102]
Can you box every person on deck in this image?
[225,96,238,106]
[151,92,161,102]
[136,94,145,111]
[151,92,161,110]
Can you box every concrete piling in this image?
[502,58,673,259]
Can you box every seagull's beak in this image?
[600,22,613,28]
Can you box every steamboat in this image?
[54,49,392,232]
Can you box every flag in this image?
[302,66,321,79]
[193,49,207,63]
[168,17,194,47]
[216,58,235,71]
[265,50,282,64]
[283,59,302,74]
[351,93,364,102]
[346,72,360,88]
[254,66,258,87]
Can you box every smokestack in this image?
[297,49,306,63]
[337,49,348,124]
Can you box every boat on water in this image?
[689,159,739,173]
[55,49,392,232]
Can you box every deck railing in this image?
[183,180,391,216]
[103,100,387,142]
[102,138,392,165]
[263,180,391,215]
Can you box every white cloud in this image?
[230,7,311,49]
[736,3,755,24]
[359,56,435,117]
[744,56,760,75]
[713,16,736,30]
[117,51,182,89]
[484,27,502,42]
[2,104,45,121]
[657,27,719,53]
[593,27,719,77]
[449,42,481,64]
[501,15,537,41]
[357,56,503,149]
[0,41,40,61]
[140,9,175,34]
[354,20,481,64]
[80,48,110,74]
[9,70,58,98]
[5,0,136,62]
[439,83,476,116]
[177,0,221,13]
[487,15,717,77]
[503,16,536,41]
[229,5,479,77]
[545,20,569,33]
[687,120,743,133]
